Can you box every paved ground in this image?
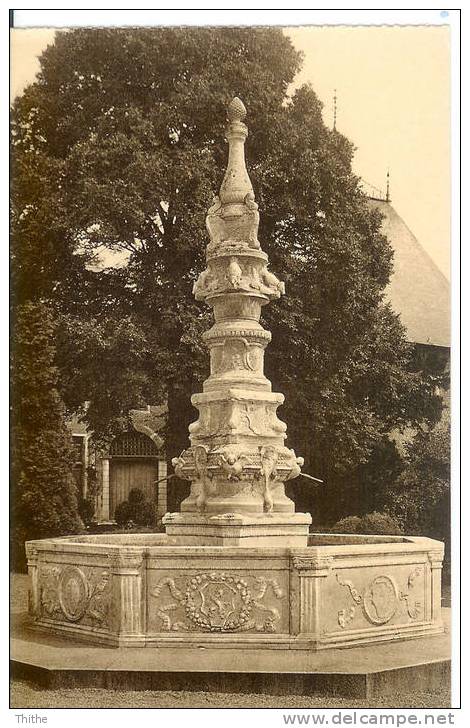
[10,573,452,710]
[10,680,451,709]
[11,573,30,615]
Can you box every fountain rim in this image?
[26,532,442,555]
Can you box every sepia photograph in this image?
[9,8,459,719]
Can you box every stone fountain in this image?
[164,95,310,547]
[26,99,444,652]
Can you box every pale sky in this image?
[10,26,450,278]
[287,26,450,279]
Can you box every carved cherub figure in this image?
[171,452,187,480]
[218,450,247,480]
[259,445,279,512]
[286,451,304,480]
[192,269,209,296]
[207,195,223,216]
[193,267,219,299]
[205,196,224,249]
[260,266,285,296]
[247,264,262,291]
[243,192,261,249]
[193,445,211,511]
[226,257,243,288]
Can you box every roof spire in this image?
[333,89,337,130]
[386,169,390,202]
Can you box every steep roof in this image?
[368,199,450,348]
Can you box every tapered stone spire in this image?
[164,98,311,546]
[219,97,253,205]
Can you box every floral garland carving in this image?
[151,572,285,633]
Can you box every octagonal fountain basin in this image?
[26,532,444,649]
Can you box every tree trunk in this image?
[165,380,195,512]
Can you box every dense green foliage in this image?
[78,496,96,526]
[384,418,451,543]
[11,27,445,527]
[114,487,156,528]
[10,303,83,570]
[332,512,403,536]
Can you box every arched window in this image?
[109,431,159,458]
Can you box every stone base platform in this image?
[162,512,312,546]
[11,609,451,699]
[25,533,444,649]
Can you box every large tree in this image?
[383,417,451,544]
[11,27,443,521]
[10,303,83,570]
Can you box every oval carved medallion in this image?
[363,575,398,625]
[58,566,88,622]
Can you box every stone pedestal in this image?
[163,512,312,546]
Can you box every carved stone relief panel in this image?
[148,570,288,634]
[206,194,261,251]
[325,564,426,632]
[38,563,111,629]
[190,399,266,441]
[208,338,262,375]
[195,256,283,303]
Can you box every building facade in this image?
[69,405,168,523]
